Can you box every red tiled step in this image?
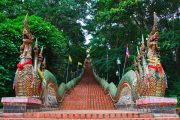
[61,62,115,110]
[0,110,179,119]
[1,118,180,120]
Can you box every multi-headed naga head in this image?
[23,14,34,44]
[146,12,161,64]
[18,14,34,67]
[134,12,166,97]
[147,12,159,52]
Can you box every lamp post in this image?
[106,43,111,82]
[116,57,121,80]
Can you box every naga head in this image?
[147,12,159,51]
[23,14,34,44]
[19,14,34,65]
[134,12,166,97]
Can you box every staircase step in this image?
[1,110,179,119]
[1,118,180,120]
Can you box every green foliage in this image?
[0,0,88,45]
[69,45,86,71]
[158,19,180,102]
[0,65,13,97]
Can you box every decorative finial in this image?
[34,38,39,73]
[35,38,38,46]
[153,12,159,26]
[40,46,43,54]
[34,38,38,53]
[134,56,136,63]
[147,12,159,48]
[24,13,29,30]
[141,34,144,44]
[150,12,159,36]
[38,46,44,68]
[23,13,34,43]
[137,46,140,55]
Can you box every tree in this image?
[0,0,88,45]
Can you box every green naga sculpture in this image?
[134,12,166,97]
[94,12,177,110]
[116,12,167,104]
[1,14,83,112]
[15,14,39,97]
[11,14,83,107]
[13,14,60,106]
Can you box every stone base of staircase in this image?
[0,110,179,119]
[136,97,178,114]
[1,97,42,113]
[41,105,60,111]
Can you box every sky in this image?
[77,15,93,45]
[77,2,93,45]
[83,29,92,45]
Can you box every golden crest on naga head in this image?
[23,14,34,43]
[147,12,159,50]
[23,29,28,34]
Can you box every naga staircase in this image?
[0,13,180,119]
[0,62,179,119]
[61,62,115,110]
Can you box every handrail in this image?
[58,68,84,101]
[108,92,118,103]
[93,68,118,102]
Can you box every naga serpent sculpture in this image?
[93,12,168,106]
[13,14,60,106]
[116,12,167,104]
[13,14,83,107]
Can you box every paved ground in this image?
[61,62,115,110]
